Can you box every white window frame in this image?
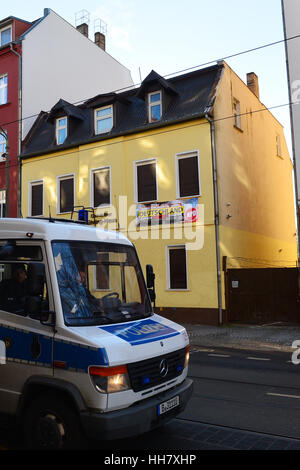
[148,91,162,123]
[0,132,6,161]
[166,245,189,291]
[276,134,282,158]
[28,180,44,217]
[175,150,201,199]
[94,105,113,135]
[233,98,242,130]
[0,189,5,218]
[56,174,75,214]
[134,158,158,203]
[0,74,8,106]
[0,26,12,46]
[56,116,68,145]
[90,166,111,208]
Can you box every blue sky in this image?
[2,0,292,149]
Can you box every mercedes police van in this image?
[0,218,193,449]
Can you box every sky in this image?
[2,0,293,150]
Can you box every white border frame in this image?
[134,158,158,204]
[175,150,201,199]
[148,90,162,123]
[0,131,6,161]
[56,116,68,145]
[28,179,44,217]
[56,173,75,214]
[0,74,8,106]
[0,26,12,47]
[94,105,113,135]
[166,244,189,291]
[90,165,112,208]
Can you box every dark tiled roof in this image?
[21,63,223,159]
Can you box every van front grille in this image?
[127,347,186,392]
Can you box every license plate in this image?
[158,395,180,415]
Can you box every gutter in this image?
[205,113,223,326]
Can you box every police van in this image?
[0,218,193,449]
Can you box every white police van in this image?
[0,218,193,449]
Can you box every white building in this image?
[20,8,134,138]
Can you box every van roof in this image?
[0,218,132,245]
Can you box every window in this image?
[29,181,43,217]
[56,117,67,145]
[148,91,162,122]
[0,190,5,218]
[233,98,242,130]
[0,261,48,316]
[95,105,113,134]
[167,246,187,290]
[0,26,11,47]
[135,159,157,203]
[176,152,200,198]
[0,74,7,105]
[58,175,74,213]
[92,167,111,207]
[276,134,282,158]
[95,252,110,290]
[0,133,6,161]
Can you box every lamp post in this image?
[0,126,9,218]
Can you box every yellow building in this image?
[21,61,297,325]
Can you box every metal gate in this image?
[226,268,300,324]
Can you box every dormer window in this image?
[0,26,12,47]
[148,91,162,122]
[56,117,67,145]
[95,105,113,134]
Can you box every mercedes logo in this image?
[159,359,168,377]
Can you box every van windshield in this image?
[52,241,152,326]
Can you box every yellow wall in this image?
[22,120,219,311]
[214,62,297,283]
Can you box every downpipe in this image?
[205,113,223,325]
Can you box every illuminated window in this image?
[148,91,162,122]
[0,75,8,105]
[56,117,67,145]
[95,105,113,134]
[0,26,11,46]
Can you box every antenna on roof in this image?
[75,9,90,38]
[94,18,107,51]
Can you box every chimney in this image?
[95,31,105,51]
[76,23,89,38]
[247,72,259,99]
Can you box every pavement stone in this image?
[182,322,300,352]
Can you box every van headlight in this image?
[89,365,130,393]
[184,345,190,369]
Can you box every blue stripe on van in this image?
[99,319,180,346]
[0,324,108,371]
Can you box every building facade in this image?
[21,62,297,325]
[0,8,133,217]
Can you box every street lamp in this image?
[0,126,9,218]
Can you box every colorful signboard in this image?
[136,198,199,225]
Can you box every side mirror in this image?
[146,264,156,307]
[146,264,155,289]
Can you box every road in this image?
[2,345,300,450]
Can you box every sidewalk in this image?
[182,322,300,352]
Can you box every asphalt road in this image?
[2,345,300,451]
